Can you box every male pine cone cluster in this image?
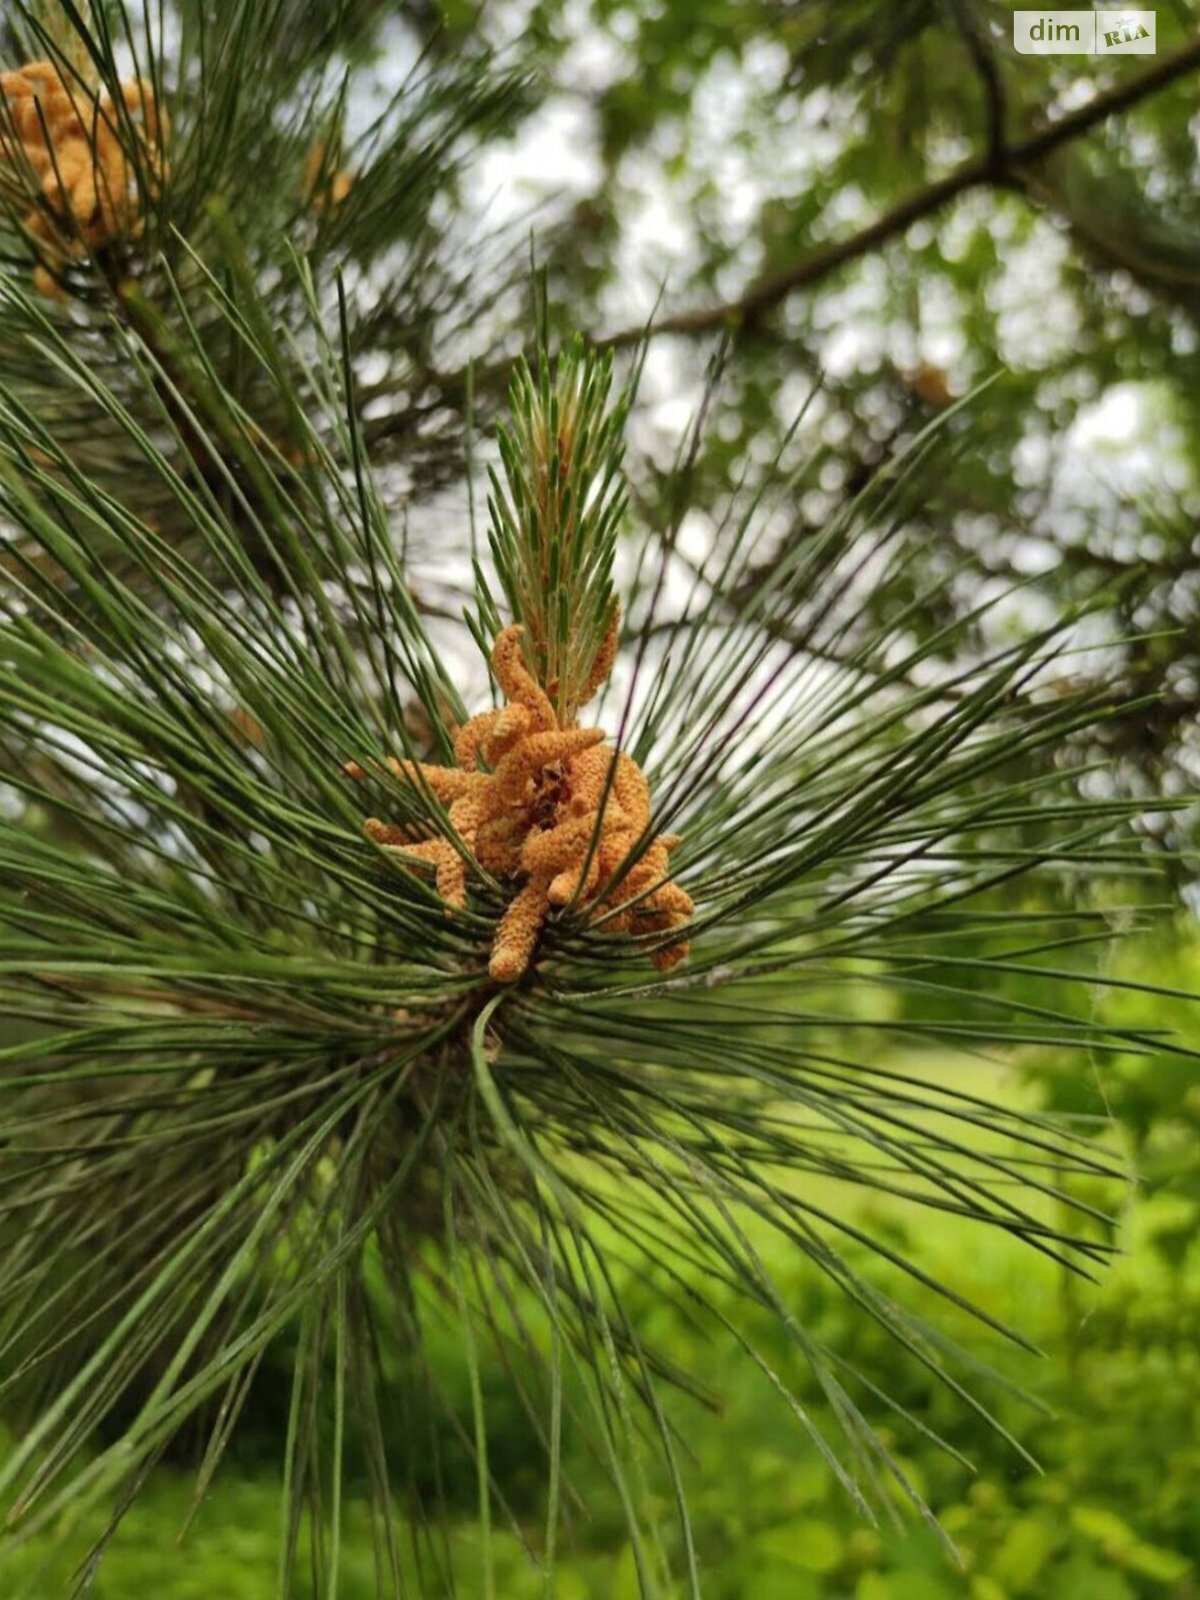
[0,60,166,296]
[349,614,693,982]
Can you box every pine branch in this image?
[1,16,1197,1582]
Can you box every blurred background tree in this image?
[520,0,1200,839]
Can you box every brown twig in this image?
[596,36,1200,348]
[944,0,1009,172]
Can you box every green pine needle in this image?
[483,337,625,719]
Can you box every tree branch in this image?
[597,36,1200,349]
[945,0,1008,171]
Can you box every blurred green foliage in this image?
[528,0,1200,831]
